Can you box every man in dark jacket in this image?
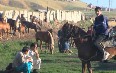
[58,29,64,53]
[93,7,110,61]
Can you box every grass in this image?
[0,0,88,11]
[0,39,116,73]
[83,11,116,18]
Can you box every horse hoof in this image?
[103,60,110,63]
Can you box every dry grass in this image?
[0,4,22,10]
[35,0,88,10]
[0,0,88,10]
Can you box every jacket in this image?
[93,14,109,35]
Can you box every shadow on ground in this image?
[94,62,116,71]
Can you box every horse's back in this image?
[22,21,36,27]
[7,19,16,27]
[0,22,10,29]
[105,47,116,54]
[35,31,51,43]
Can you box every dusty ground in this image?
[0,28,59,43]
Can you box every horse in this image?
[35,29,54,54]
[7,18,16,35]
[6,15,26,38]
[21,21,41,33]
[0,22,10,40]
[62,22,116,73]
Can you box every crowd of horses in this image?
[0,14,55,54]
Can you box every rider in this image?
[93,6,110,61]
[20,14,26,23]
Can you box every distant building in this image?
[87,3,95,9]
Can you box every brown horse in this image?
[17,24,26,38]
[62,22,116,73]
[0,22,10,40]
[21,21,41,33]
[6,15,26,38]
[35,29,54,54]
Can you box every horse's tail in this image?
[48,31,54,51]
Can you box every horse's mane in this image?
[78,26,88,35]
[48,31,54,47]
[73,24,88,36]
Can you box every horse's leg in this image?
[50,44,54,54]
[47,43,51,53]
[87,61,93,73]
[45,43,48,53]
[18,27,21,38]
[18,31,21,38]
[82,61,87,73]
[70,37,73,47]
[28,28,29,33]
[0,31,2,39]
[10,26,11,33]
[25,27,27,33]
[22,30,25,37]
[40,40,43,52]
[6,29,9,40]
[22,26,25,37]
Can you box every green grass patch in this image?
[0,40,116,73]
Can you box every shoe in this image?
[33,69,38,73]
[102,51,110,61]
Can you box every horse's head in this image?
[62,22,73,39]
[72,25,87,38]
[36,24,41,32]
[71,25,94,44]
[2,16,7,23]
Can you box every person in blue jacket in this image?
[93,6,110,61]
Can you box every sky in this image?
[81,0,116,8]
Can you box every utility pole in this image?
[47,0,48,12]
[109,0,111,12]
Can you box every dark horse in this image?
[62,22,116,73]
[35,29,54,54]
[7,16,26,38]
[21,21,41,33]
[7,18,17,35]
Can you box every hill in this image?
[0,0,88,11]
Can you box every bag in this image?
[6,63,12,70]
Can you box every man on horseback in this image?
[20,14,26,22]
[93,7,110,61]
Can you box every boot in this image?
[102,50,110,61]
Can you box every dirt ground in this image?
[0,28,59,43]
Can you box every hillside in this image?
[0,0,88,11]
